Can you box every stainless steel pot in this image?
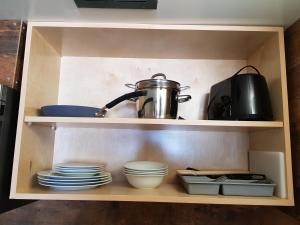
[126,73,191,119]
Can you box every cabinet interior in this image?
[12,24,292,205]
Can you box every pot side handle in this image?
[125,83,136,89]
[180,86,190,91]
[177,95,192,103]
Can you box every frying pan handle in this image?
[234,65,261,76]
[105,91,147,109]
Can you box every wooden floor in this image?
[0,201,298,225]
[1,188,300,225]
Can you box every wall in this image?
[0,0,300,27]
[0,20,24,89]
[0,18,300,225]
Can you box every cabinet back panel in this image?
[53,128,249,183]
[36,26,275,60]
[58,57,246,120]
[249,129,284,152]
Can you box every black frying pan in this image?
[40,90,147,117]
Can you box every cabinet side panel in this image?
[278,30,294,205]
[286,18,300,189]
[24,27,60,116]
[248,31,293,204]
[247,34,283,121]
[16,125,54,193]
[11,24,60,195]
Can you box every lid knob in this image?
[151,73,167,80]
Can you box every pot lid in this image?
[135,73,181,90]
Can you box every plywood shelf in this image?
[24,116,283,131]
[11,183,289,206]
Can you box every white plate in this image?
[38,179,112,191]
[55,163,104,169]
[39,175,111,182]
[55,166,104,171]
[55,171,100,177]
[124,161,167,171]
[55,166,103,170]
[38,175,111,183]
[38,177,112,185]
[54,168,104,173]
[37,170,111,179]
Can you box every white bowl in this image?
[123,169,168,175]
[124,171,167,176]
[125,174,165,189]
[123,171,168,176]
[124,161,167,171]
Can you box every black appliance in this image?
[208,65,273,121]
[0,85,30,213]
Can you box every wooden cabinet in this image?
[9,22,294,206]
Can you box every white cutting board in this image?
[249,151,286,198]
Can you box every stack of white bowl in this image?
[123,161,168,189]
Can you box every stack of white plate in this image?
[123,161,168,189]
[37,163,112,191]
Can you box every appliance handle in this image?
[234,65,261,76]
[207,94,217,116]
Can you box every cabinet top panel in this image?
[28,22,282,60]
[28,21,283,32]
